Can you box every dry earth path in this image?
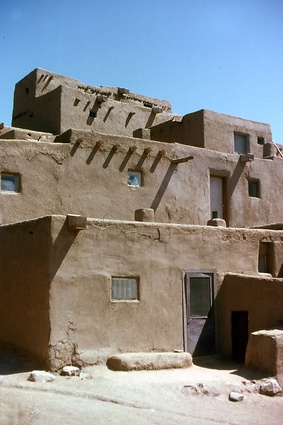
[0,352,282,424]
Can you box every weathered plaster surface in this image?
[150,110,272,156]
[46,216,283,369]
[12,68,173,135]
[245,328,283,386]
[0,132,282,228]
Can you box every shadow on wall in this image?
[145,111,155,128]
[49,218,79,281]
[69,142,177,212]
[103,147,118,169]
[86,144,101,164]
[212,274,283,365]
[119,148,135,172]
[190,280,244,365]
[229,157,246,196]
[70,140,81,157]
[150,163,177,211]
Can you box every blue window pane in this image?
[128,171,141,187]
[1,175,19,192]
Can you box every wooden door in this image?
[210,176,223,219]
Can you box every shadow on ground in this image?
[0,348,42,375]
[193,354,271,380]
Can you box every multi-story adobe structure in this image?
[0,68,282,376]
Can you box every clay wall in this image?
[12,68,173,136]
[0,131,282,227]
[47,216,283,367]
[0,215,282,368]
[150,110,272,157]
[150,110,205,147]
[202,110,273,157]
[12,70,62,134]
[0,216,51,365]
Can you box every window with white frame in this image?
[111,277,139,301]
[1,174,20,193]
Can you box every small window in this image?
[128,171,141,187]
[234,133,249,154]
[248,179,260,198]
[89,110,97,118]
[25,87,29,94]
[257,137,265,145]
[111,277,139,301]
[1,174,20,192]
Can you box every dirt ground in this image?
[0,351,282,425]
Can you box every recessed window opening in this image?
[89,110,97,118]
[111,277,139,301]
[1,174,20,192]
[257,137,265,145]
[25,87,29,94]
[128,171,141,187]
[248,179,260,198]
[234,133,249,154]
[258,242,273,274]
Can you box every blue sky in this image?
[1,0,283,143]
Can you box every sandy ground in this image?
[0,352,282,425]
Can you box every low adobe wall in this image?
[245,328,283,386]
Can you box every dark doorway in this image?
[231,311,249,362]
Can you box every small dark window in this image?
[89,110,97,118]
[257,137,265,145]
[248,179,260,198]
[234,133,249,154]
[111,277,139,301]
[1,174,20,192]
[25,87,29,94]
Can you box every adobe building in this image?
[0,68,282,374]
